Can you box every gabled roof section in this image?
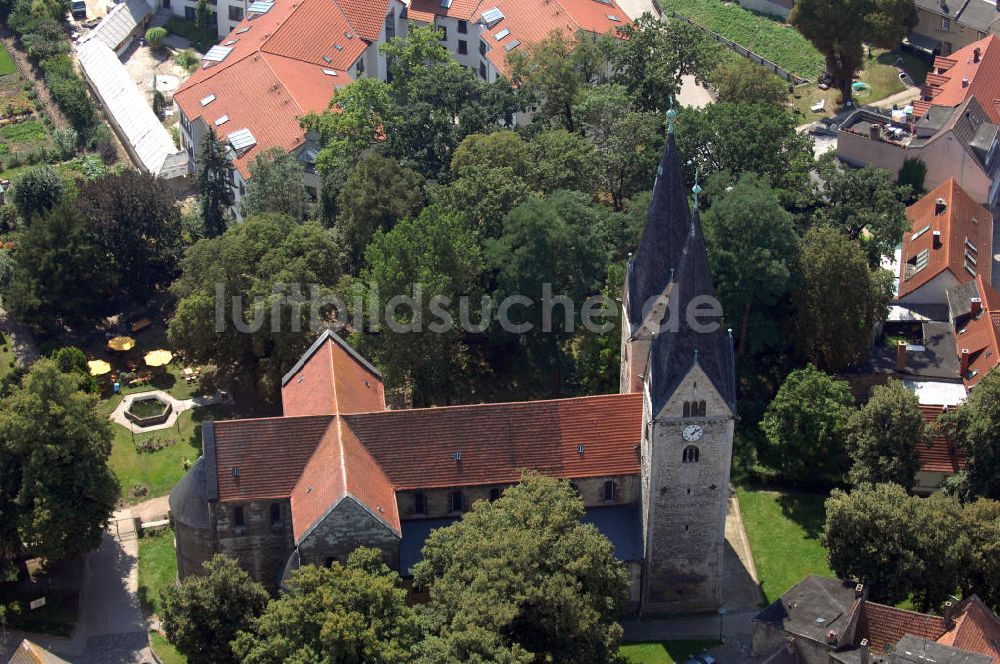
[858,601,950,653]
[211,415,335,500]
[341,392,643,490]
[627,132,691,332]
[408,0,483,22]
[919,35,1000,123]
[280,329,385,417]
[898,178,993,299]
[647,209,736,414]
[336,0,391,41]
[941,597,1000,662]
[754,576,863,646]
[918,404,967,473]
[956,274,1000,388]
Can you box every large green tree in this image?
[963,499,1000,611]
[78,170,183,299]
[240,147,313,222]
[168,214,343,395]
[709,59,790,106]
[525,129,599,195]
[845,380,926,487]
[702,173,798,356]
[791,0,916,103]
[233,548,420,664]
[939,368,1000,500]
[8,165,65,222]
[161,555,269,664]
[354,205,483,406]
[0,359,118,564]
[429,166,530,240]
[760,365,855,484]
[793,225,893,372]
[413,474,629,664]
[196,128,233,238]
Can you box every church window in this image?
[269,502,281,524]
[413,492,427,514]
[697,401,706,416]
[233,505,245,529]
[682,445,700,463]
[489,487,501,501]
[450,491,464,513]
[683,402,691,417]
[603,480,616,501]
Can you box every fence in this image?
[670,11,812,85]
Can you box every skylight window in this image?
[203,45,234,63]
[334,43,343,51]
[441,0,452,7]
[495,27,510,40]
[481,6,504,27]
[247,0,273,13]
[607,13,620,20]
[236,25,251,33]
[227,128,257,153]
[965,261,977,276]
[906,248,930,278]
[322,68,338,76]
[224,39,238,46]
[214,114,229,126]
[199,93,217,106]
[910,224,931,241]
[504,39,520,51]
[966,237,978,253]
[322,55,332,64]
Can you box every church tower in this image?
[622,112,737,615]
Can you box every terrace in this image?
[839,107,919,147]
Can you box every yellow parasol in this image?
[87,359,111,376]
[144,349,174,367]
[107,336,136,352]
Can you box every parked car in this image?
[71,0,87,20]
[899,71,915,87]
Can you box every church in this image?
[168,119,737,615]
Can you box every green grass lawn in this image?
[736,488,833,604]
[109,403,233,503]
[137,527,178,616]
[0,43,17,76]
[620,640,720,664]
[150,631,187,664]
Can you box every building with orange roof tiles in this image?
[916,36,1000,124]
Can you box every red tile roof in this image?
[281,332,385,417]
[475,0,632,76]
[919,36,1000,124]
[941,597,1000,662]
[958,275,1000,389]
[213,415,334,501]
[408,0,484,22]
[858,601,950,653]
[173,0,386,177]
[342,392,643,490]
[898,178,993,300]
[917,405,967,473]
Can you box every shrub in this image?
[145,26,167,48]
[53,126,77,159]
[174,48,199,72]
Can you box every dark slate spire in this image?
[626,131,692,332]
[647,208,736,414]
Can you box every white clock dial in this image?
[682,424,704,442]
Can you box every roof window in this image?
[224,39,238,46]
[608,13,620,20]
[214,114,229,126]
[199,93,217,106]
[481,6,504,27]
[203,45,234,65]
[910,223,931,241]
[906,248,930,278]
[322,68,338,76]
[236,25,251,33]
[504,39,520,51]
[495,27,510,40]
[247,0,273,14]
[441,0,452,6]
[966,237,978,253]
[227,128,257,154]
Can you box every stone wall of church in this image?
[213,499,294,590]
[395,474,640,520]
[642,363,733,615]
[297,498,400,571]
[174,519,216,582]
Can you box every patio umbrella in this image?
[87,359,111,376]
[107,336,136,352]
[144,349,173,367]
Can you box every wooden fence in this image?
[670,11,812,85]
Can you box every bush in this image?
[53,126,77,159]
[145,26,167,48]
[174,48,199,72]
[41,56,97,136]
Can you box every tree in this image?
[908,491,970,611]
[145,26,166,48]
[791,0,916,103]
[702,173,798,356]
[379,24,451,93]
[963,499,1000,611]
[525,129,599,195]
[354,205,483,405]
[898,157,926,197]
[430,167,530,240]
[168,214,343,396]
[0,359,118,563]
[486,191,609,396]
[196,128,233,238]
[939,368,1000,500]
[193,0,214,47]
[413,474,628,664]
[675,102,816,208]
[814,157,911,266]
[50,346,99,393]
[161,555,269,664]
[611,14,719,113]
[240,148,313,222]
[233,548,420,664]
[824,483,922,605]
[451,131,533,181]
[6,204,116,331]
[78,170,183,299]
[509,30,588,131]
[845,380,926,487]
[793,225,893,372]
[8,165,65,221]
[760,365,855,484]
[336,153,425,272]
[709,59,790,106]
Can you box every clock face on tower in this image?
[682,424,704,442]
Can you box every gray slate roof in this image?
[754,575,864,645]
[169,455,211,530]
[956,0,999,31]
[890,635,993,664]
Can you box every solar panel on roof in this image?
[480,6,504,27]
[494,27,510,40]
[247,0,273,13]
[215,115,229,126]
[203,45,233,62]
[199,93,216,106]
[227,128,257,152]
[504,39,520,51]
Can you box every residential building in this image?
[837,95,1000,205]
[751,575,1000,664]
[172,0,405,211]
[952,273,1000,387]
[406,0,631,84]
[915,36,1000,121]
[170,127,738,614]
[908,0,1000,56]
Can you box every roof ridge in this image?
[256,53,307,116]
[213,413,335,426]
[342,391,642,418]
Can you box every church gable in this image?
[654,361,735,421]
[296,496,401,570]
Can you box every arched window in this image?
[682,445,700,463]
[697,401,707,417]
[603,480,616,501]
[683,402,691,417]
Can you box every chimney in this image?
[944,600,956,627]
[971,297,983,317]
[974,47,982,63]
[962,76,970,87]
[855,582,865,598]
[869,124,880,140]
[935,197,947,215]
[896,340,908,371]
[961,348,971,375]
[933,229,943,249]
[860,639,871,664]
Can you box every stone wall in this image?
[174,519,216,581]
[213,499,294,590]
[297,497,400,571]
